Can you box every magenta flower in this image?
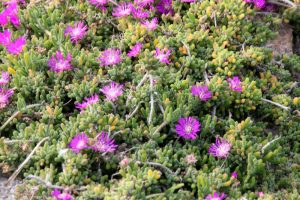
[134,0,154,7]
[141,17,158,31]
[231,171,238,179]
[127,43,143,57]
[227,76,242,92]
[112,2,133,18]
[51,189,73,200]
[88,0,107,8]
[3,0,25,5]
[132,8,150,19]
[6,36,25,55]
[155,47,171,64]
[209,138,232,158]
[191,85,212,101]
[91,132,118,153]
[100,82,124,102]
[254,0,266,8]
[69,132,89,153]
[205,192,226,200]
[244,0,253,3]
[175,117,200,140]
[75,94,99,111]
[0,71,10,85]
[64,22,87,43]
[99,48,122,66]
[0,2,20,27]
[156,0,174,15]
[0,88,14,109]
[0,29,11,46]
[48,51,73,73]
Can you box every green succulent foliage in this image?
[1,0,300,199]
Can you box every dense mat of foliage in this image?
[1,0,300,199]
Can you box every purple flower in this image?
[134,0,154,7]
[231,171,238,179]
[112,2,133,18]
[0,71,10,85]
[100,82,124,102]
[51,189,73,200]
[88,0,107,8]
[209,138,232,158]
[0,88,14,109]
[132,8,150,19]
[99,48,122,66]
[205,192,226,200]
[244,0,253,3]
[156,0,174,15]
[91,132,118,153]
[0,29,11,46]
[64,22,87,43]
[253,0,266,8]
[6,36,25,55]
[191,85,212,101]
[127,43,143,57]
[69,132,89,153]
[48,51,73,73]
[141,17,158,31]
[155,47,171,64]
[175,117,201,140]
[75,94,99,111]
[227,76,242,92]
[0,2,20,27]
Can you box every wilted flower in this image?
[209,138,232,158]
[227,76,242,92]
[132,8,150,19]
[175,117,201,140]
[185,154,197,165]
[0,88,14,109]
[99,48,122,66]
[127,43,143,57]
[51,189,73,200]
[48,51,72,73]
[6,36,25,55]
[100,82,124,102]
[156,0,174,15]
[112,2,133,18]
[75,94,99,111]
[0,71,10,85]
[91,132,118,153]
[69,132,89,153]
[205,192,226,200]
[64,22,87,43]
[141,17,158,31]
[155,47,171,64]
[191,85,212,101]
[119,156,130,167]
[0,29,11,46]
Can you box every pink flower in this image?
[141,17,158,31]
[0,71,10,85]
[100,82,124,102]
[69,132,89,153]
[0,88,14,109]
[6,36,25,55]
[0,29,11,46]
[205,192,226,200]
[132,8,150,19]
[88,0,107,8]
[175,117,200,140]
[155,47,171,64]
[231,171,238,179]
[91,132,118,153]
[0,2,20,27]
[64,22,87,43]
[208,138,232,158]
[75,94,99,111]
[99,48,122,66]
[227,76,242,92]
[156,0,174,15]
[127,43,143,57]
[258,192,264,198]
[185,154,197,165]
[51,189,73,200]
[119,156,130,167]
[253,0,266,8]
[191,85,212,101]
[48,51,73,73]
[112,2,133,18]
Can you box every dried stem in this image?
[126,103,142,121]
[136,161,176,176]
[287,82,299,93]
[5,137,49,186]
[268,0,297,7]
[148,75,154,125]
[181,41,191,57]
[26,175,64,190]
[261,98,290,111]
[262,136,282,153]
[152,121,168,136]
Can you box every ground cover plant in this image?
[0,0,300,199]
